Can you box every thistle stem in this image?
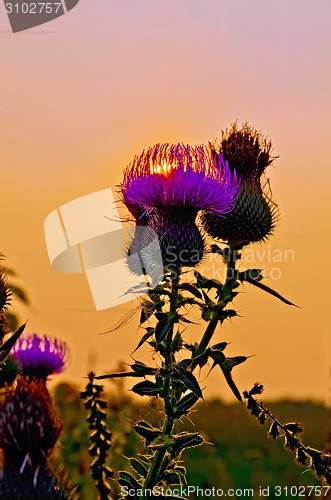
[191,247,238,370]
[140,271,179,496]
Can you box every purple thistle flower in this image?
[11,334,68,381]
[121,143,238,219]
[0,378,62,466]
[120,143,238,269]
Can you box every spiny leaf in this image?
[179,283,203,299]
[268,421,280,439]
[238,269,262,281]
[194,272,223,291]
[211,342,228,351]
[209,350,226,365]
[155,314,176,344]
[296,448,309,465]
[243,276,298,307]
[134,422,161,445]
[0,322,26,362]
[130,458,148,477]
[175,369,203,399]
[222,356,250,372]
[94,371,141,380]
[163,471,182,485]
[284,434,299,451]
[140,303,154,325]
[131,380,161,397]
[174,392,199,418]
[219,363,242,402]
[148,434,176,449]
[118,471,141,489]
[283,422,304,434]
[172,432,204,451]
[131,361,157,376]
[132,327,155,353]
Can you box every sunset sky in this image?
[1,0,330,403]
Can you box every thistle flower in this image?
[0,467,67,500]
[12,334,68,381]
[0,378,62,466]
[120,143,238,269]
[0,379,69,499]
[202,122,278,248]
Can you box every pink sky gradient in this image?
[0,0,330,402]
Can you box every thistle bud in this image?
[203,122,278,247]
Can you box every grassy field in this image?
[53,383,329,499]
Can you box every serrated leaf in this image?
[173,432,204,451]
[140,304,153,325]
[283,422,303,434]
[222,356,249,372]
[238,269,262,281]
[130,458,148,477]
[95,371,141,380]
[296,448,309,465]
[118,471,141,489]
[284,435,299,451]
[134,422,161,444]
[175,369,203,399]
[155,313,176,344]
[173,392,199,418]
[148,434,175,449]
[0,322,26,362]
[179,283,202,299]
[209,350,226,365]
[211,342,228,352]
[132,380,160,397]
[268,421,280,439]
[131,362,157,376]
[163,471,182,485]
[219,363,242,402]
[194,272,223,291]
[243,276,298,307]
[133,327,155,353]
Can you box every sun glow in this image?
[150,161,174,175]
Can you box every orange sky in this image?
[0,0,330,403]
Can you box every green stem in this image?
[140,271,179,496]
[191,247,238,370]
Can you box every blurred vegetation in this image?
[53,381,329,499]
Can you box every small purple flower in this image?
[120,143,238,269]
[11,334,68,381]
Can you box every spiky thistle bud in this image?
[202,122,278,248]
